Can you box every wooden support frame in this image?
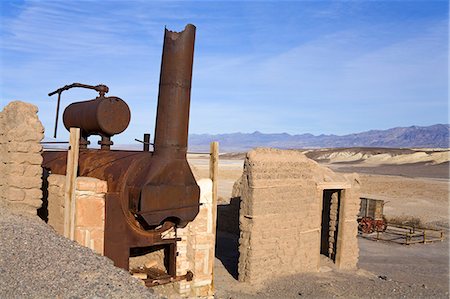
[209,141,219,292]
[63,127,80,240]
[359,223,445,245]
[209,141,218,210]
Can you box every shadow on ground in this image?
[215,231,239,279]
[215,197,241,280]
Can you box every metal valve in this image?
[48,83,110,138]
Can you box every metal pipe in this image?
[153,24,196,158]
[143,133,150,151]
[54,92,62,138]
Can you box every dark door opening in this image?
[320,189,341,262]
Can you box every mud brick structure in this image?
[1,96,216,296]
[47,174,107,254]
[0,101,44,214]
[236,148,360,284]
[176,178,216,297]
[46,174,216,297]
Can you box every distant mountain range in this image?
[188,124,450,152]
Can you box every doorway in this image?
[320,189,341,262]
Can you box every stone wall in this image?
[0,101,44,215]
[237,148,360,284]
[47,174,107,255]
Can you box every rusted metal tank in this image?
[63,96,130,137]
[43,24,200,273]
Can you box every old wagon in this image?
[358,197,387,233]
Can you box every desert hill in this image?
[189,124,449,151]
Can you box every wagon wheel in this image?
[378,216,388,232]
[358,217,374,234]
[374,220,387,232]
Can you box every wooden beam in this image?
[209,141,218,293]
[209,141,219,207]
[63,127,80,240]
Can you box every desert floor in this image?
[187,148,449,298]
[2,149,447,298]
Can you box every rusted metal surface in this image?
[48,83,109,97]
[48,82,130,150]
[144,270,193,287]
[134,134,153,151]
[42,24,200,281]
[63,96,130,138]
[358,216,387,234]
[153,24,195,157]
[137,23,199,227]
[143,134,151,151]
[131,267,193,287]
[49,83,110,138]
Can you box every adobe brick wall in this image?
[47,174,107,255]
[176,178,215,298]
[46,174,216,297]
[237,148,360,284]
[47,174,65,233]
[0,101,44,215]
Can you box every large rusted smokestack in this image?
[154,24,196,157]
[138,24,200,227]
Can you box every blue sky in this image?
[0,1,448,143]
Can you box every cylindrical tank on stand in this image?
[63,96,130,137]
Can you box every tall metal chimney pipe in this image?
[153,24,196,158]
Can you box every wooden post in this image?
[365,199,369,218]
[209,141,218,293]
[63,127,80,240]
[209,141,219,206]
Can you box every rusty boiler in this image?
[43,24,200,277]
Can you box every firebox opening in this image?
[320,189,341,263]
[135,214,181,231]
[129,244,168,273]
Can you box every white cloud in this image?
[1,1,448,138]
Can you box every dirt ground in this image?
[214,232,448,298]
[187,148,449,298]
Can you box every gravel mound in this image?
[0,201,159,298]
